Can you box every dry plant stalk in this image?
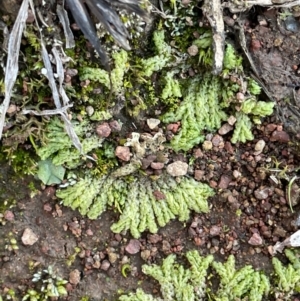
[203,0,225,75]
[0,0,83,153]
[0,0,29,140]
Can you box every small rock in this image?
[162,240,171,252]
[224,16,235,27]
[228,195,239,209]
[115,146,131,161]
[251,39,261,51]
[202,140,213,150]
[210,225,221,236]
[193,148,203,158]
[69,269,81,285]
[166,161,188,177]
[270,130,290,143]
[254,139,266,155]
[236,92,245,101]
[153,190,166,200]
[211,135,223,147]
[187,44,198,56]
[248,233,263,246]
[86,229,93,236]
[121,255,130,265]
[167,123,180,134]
[21,228,38,246]
[273,227,287,238]
[108,252,118,264]
[194,170,205,181]
[151,162,164,170]
[141,250,151,261]
[85,106,94,117]
[44,186,56,199]
[147,234,162,244]
[141,156,156,169]
[209,180,218,188]
[254,187,270,200]
[218,123,233,135]
[96,123,111,138]
[109,120,122,132]
[227,115,237,126]
[218,175,231,189]
[258,17,268,26]
[101,260,111,271]
[147,118,160,129]
[7,104,18,115]
[4,210,14,221]
[65,68,78,77]
[224,141,234,153]
[125,239,141,254]
[93,260,101,269]
[265,124,277,133]
[233,170,241,179]
[43,203,52,212]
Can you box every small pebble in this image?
[115,146,131,162]
[227,115,237,126]
[218,123,233,135]
[22,228,39,246]
[69,269,81,285]
[86,106,94,116]
[141,250,151,261]
[96,123,111,138]
[187,45,198,56]
[4,210,14,221]
[254,139,266,155]
[254,187,271,200]
[125,239,141,254]
[202,141,213,150]
[147,118,160,130]
[101,260,111,271]
[270,131,290,143]
[166,161,188,177]
[248,233,263,246]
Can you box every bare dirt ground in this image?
[1,2,300,301]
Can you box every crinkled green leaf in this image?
[37,159,65,185]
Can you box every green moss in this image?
[118,250,270,301]
[1,146,37,176]
[162,74,228,151]
[212,255,270,301]
[36,117,103,168]
[56,172,214,238]
[272,249,300,298]
[91,142,118,177]
[160,32,274,149]
[118,249,300,300]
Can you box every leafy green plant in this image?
[160,31,274,150]
[79,50,129,92]
[118,250,271,301]
[56,172,214,238]
[21,266,68,301]
[272,249,300,299]
[37,159,65,185]
[36,117,103,168]
[118,249,300,301]
[211,255,270,301]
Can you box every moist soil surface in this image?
[1,3,300,301]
